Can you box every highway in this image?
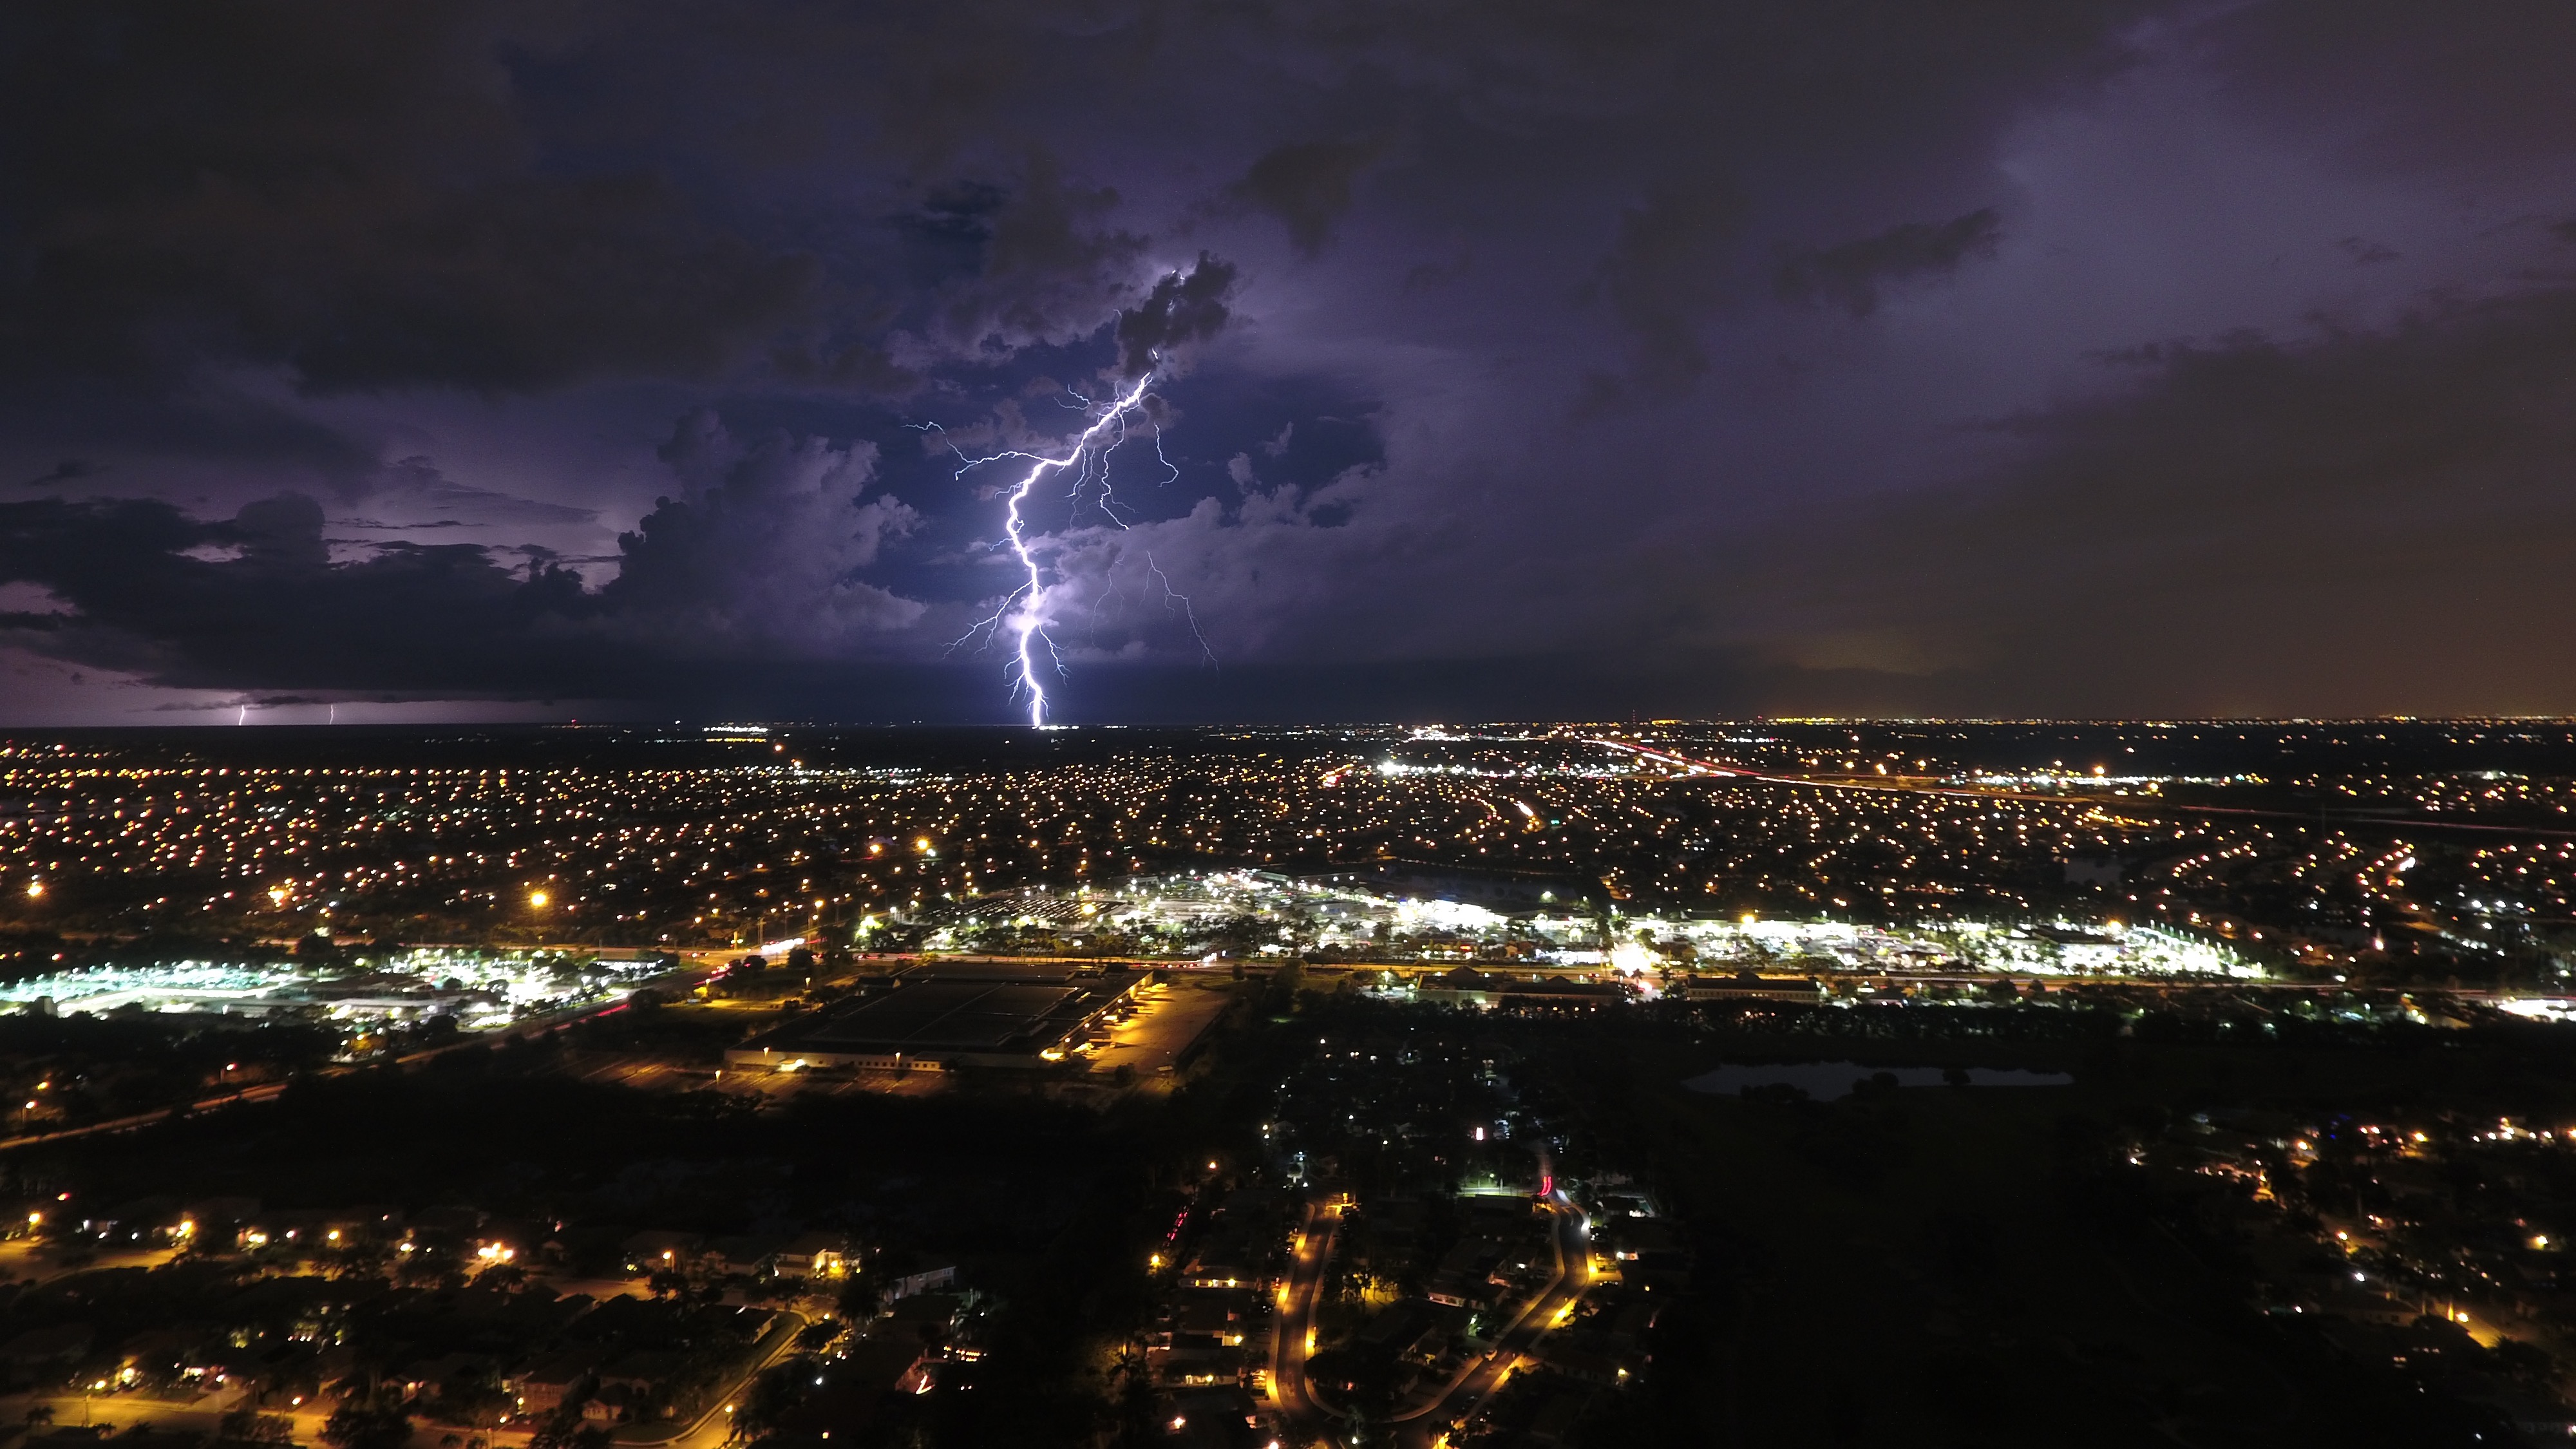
[1590,737,2576,841]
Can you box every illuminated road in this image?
[0,1240,179,1285]
[1269,1200,1342,1441]
[1,1305,802,1449]
[1387,1192,1590,1449]
[1589,737,2576,842]
[621,1309,809,1449]
[1269,1190,1593,1449]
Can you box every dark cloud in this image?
[908,153,1156,362]
[1775,208,2003,317]
[0,409,927,703]
[18,460,96,490]
[607,411,923,654]
[1401,250,1473,293]
[366,456,598,527]
[0,0,2172,410]
[980,155,1139,286]
[1232,140,1386,258]
[1114,256,1240,376]
[2204,0,2576,171]
[0,493,587,690]
[2,0,2571,721]
[0,3,822,396]
[231,493,330,572]
[1687,282,2576,715]
[1578,184,1748,408]
[0,379,385,495]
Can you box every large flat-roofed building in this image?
[728,963,1144,1072]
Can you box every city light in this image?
[5,719,2574,1443]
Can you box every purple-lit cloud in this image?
[2,1,2574,721]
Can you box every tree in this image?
[1303,1345,1406,1421]
[1265,960,1305,1010]
[430,1368,513,1428]
[323,1396,414,1449]
[528,1404,610,1449]
[836,1258,883,1320]
[1110,1343,1159,1448]
[734,1357,817,1440]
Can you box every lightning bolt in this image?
[1148,552,1216,667]
[927,368,1162,726]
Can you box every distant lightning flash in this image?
[1148,552,1216,667]
[926,368,1162,726]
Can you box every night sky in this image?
[3,2,2573,725]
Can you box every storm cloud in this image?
[1776,209,2005,317]
[0,0,2571,721]
[1679,279,2576,714]
[0,412,928,701]
[1233,140,1387,258]
[1113,256,1240,377]
[0,4,819,396]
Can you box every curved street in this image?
[1271,1191,1593,1449]
[1269,1200,1343,1434]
